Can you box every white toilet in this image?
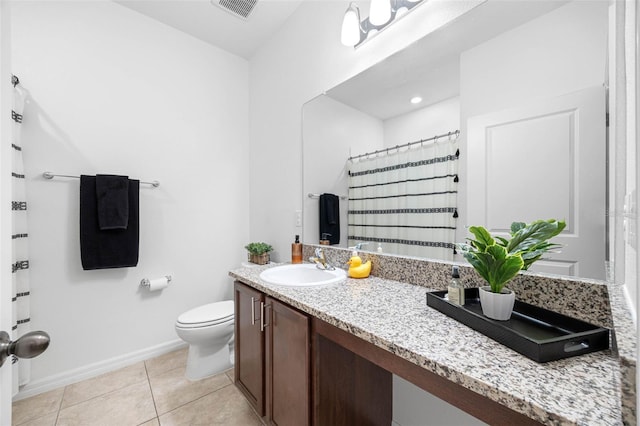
[175,300,235,381]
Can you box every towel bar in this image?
[43,171,160,187]
[308,193,347,200]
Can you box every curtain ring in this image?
[447,131,452,140]
[455,130,460,139]
[434,135,439,144]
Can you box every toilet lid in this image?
[177,300,234,328]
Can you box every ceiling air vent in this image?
[213,0,258,19]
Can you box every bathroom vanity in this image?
[234,282,312,425]
[230,248,632,425]
[234,280,393,426]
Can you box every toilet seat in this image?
[176,300,234,329]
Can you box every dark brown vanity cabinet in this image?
[234,281,266,416]
[234,281,310,426]
[265,296,310,426]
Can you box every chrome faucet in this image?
[349,242,369,252]
[309,247,335,270]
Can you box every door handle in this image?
[0,330,50,367]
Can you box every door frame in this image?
[0,1,14,423]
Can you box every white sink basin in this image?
[259,264,347,287]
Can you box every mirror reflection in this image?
[303,0,609,280]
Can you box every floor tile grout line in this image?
[156,381,235,418]
[54,385,67,426]
[53,377,150,415]
[12,387,66,426]
[144,360,161,422]
[54,363,149,411]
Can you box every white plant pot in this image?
[478,286,515,321]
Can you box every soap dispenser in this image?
[291,235,302,264]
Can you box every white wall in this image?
[460,1,607,118]
[11,1,249,392]
[393,376,486,426]
[384,96,460,147]
[302,95,383,246]
[457,0,608,247]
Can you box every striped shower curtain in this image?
[11,75,31,394]
[348,137,459,260]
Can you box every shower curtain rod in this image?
[42,172,160,188]
[348,129,460,161]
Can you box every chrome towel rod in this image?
[308,193,347,200]
[42,172,160,188]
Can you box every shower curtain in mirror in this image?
[347,136,459,260]
[11,76,31,394]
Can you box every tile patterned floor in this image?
[12,348,263,426]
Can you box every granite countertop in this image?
[229,263,622,426]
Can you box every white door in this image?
[1,2,13,422]
[467,86,606,280]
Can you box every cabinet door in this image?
[234,281,265,416]
[265,296,310,426]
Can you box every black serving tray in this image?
[426,288,610,363]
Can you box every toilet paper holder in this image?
[140,275,172,289]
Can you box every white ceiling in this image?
[114,0,304,59]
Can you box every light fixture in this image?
[341,3,362,47]
[410,96,423,104]
[341,0,425,47]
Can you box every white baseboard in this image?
[14,339,187,401]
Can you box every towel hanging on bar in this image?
[80,175,140,270]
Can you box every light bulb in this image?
[395,6,408,18]
[341,3,361,46]
[410,96,422,104]
[369,0,391,25]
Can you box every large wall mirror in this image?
[303,0,610,281]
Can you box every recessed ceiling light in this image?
[410,96,422,104]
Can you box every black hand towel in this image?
[96,174,129,230]
[319,193,340,245]
[80,175,139,270]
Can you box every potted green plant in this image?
[244,242,273,265]
[457,219,566,320]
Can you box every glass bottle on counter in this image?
[447,265,464,305]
